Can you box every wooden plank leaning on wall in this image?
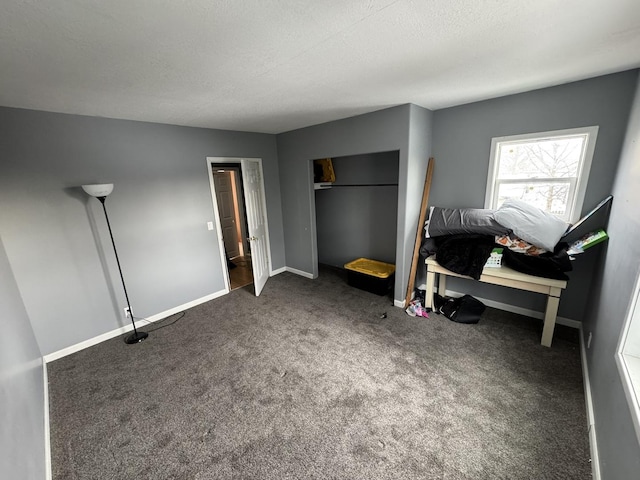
[405,157,435,307]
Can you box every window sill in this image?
[617,352,640,444]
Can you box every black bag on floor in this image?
[433,293,485,324]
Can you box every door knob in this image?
[248,236,258,241]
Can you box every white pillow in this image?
[494,199,569,251]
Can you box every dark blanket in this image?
[501,242,572,280]
[431,234,496,280]
[420,235,573,280]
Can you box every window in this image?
[485,126,598,222]
[617,271,640,445]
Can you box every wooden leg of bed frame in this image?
[438,274,447,297]
[541,293,561,347]
[425,270,436,309]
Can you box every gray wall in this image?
[583,72,640,480]
[315,151,399,267]
[277,104,433,303]
[0,107,284,355]
[0,235,46,479]
[408,104,434,291]
[431,71,638,320]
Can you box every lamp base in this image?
[124,330,149,344]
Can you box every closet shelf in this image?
[315,182,399,190]
[331,183,398,187]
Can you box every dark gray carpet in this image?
[49,266,591,479]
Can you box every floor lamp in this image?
[82,183,149,344]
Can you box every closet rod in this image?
[331,183,398,187]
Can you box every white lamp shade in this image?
[82,183,114,197]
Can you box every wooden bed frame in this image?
[425,256,567,347]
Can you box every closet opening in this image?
[211,163,253,291]
[312,150,400,298]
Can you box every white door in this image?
[241,158,270,296]
[213,171,240,259]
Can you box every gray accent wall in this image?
[277,104,433,303]
[0,107,284,355]
[0,235,46,479]
[584,72,640,479]
[431,71,638,320]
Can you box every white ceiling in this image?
[1,0,639,134]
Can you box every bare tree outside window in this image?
[486,127,597,222]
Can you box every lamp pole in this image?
[97,195,148,344]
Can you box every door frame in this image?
[206,156,273,292]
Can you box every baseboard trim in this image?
[394,299,406,308]
[43,289,228,363]
[136,289,228,326]
[285,266,314,279]
[442,288,581,329]
[43,361,52,480]
[579,325,601,480]
[270,266,286,276]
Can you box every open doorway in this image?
[211,163,253,291]
[207,157,271,296]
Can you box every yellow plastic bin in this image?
[344,258,395,295]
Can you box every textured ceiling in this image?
[1,0,640,134]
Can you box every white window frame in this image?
[485,126,599,223]
[616,271,640,445]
